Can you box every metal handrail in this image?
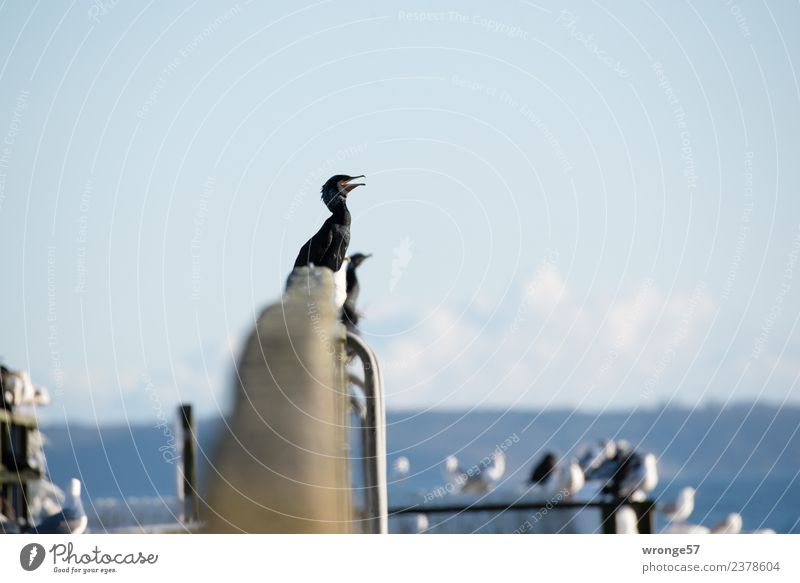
[345,332,388,534]
[388,498,656,534]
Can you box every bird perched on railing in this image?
[27,478,87,534]
[292,174,365,306]
[342,252,372,331]
[527,453,584,497]
[443,451,506,495]
[1,365,50,409]
[659,486,696,525]
[710,512,743,534]
[529,452,558,485]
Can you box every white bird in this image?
[553,459,585,496]
[1,367,50,408]
[711,512,742,534]
[392,456,410,480]
[395,512,429,534]
[615,506,640,534]
[747,528,776,534]
[443,451,506,495]
[619,453,658,500]
[579,439,616,473]
[333,257,350,308]
[660,487,696,524]
[29,478,88,534]
[664,523,710,534]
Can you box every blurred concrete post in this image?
[203,267,352,533]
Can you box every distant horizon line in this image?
[35,397,800,427]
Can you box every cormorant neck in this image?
[329,197,350,222]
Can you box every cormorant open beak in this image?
[343,175,365,193]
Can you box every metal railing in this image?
[345,331,388,534]
[388,498,656,534]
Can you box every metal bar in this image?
[178,404,199,524]
[600,504,618,534]
[635,501,656,534]
[388,500,659,534]
[346,332,388,534]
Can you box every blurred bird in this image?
[711,512,743,534]
[664,523,710,534]
[529,452,558,485]
[659,487,696,524]
[553,459,585,496]
[579,439,617,475]
[392,456,411,480]
[341,252,372,331]
[444,451,506,495]
[615,506,640,534]
[1,366,50,408]
[618,452,658,500]
[28,478,88,534]
[396,512,429,534]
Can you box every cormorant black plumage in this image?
[529,452,558,485]
[342,252,371,329]
[293,174,365,272]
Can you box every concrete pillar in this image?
[203,267,352,532]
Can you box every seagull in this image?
[395,512,429,534]
[618,452,658,500]
[664,522,710,534]
[28,478,88,534]
[659,487,696,524]
[711,512,743,534]
[1,366,50,408]
[392,456,410,480]
[615,506,640,534]
[443,451,506,495]
[579,439,618,473]
[553,458,585,496]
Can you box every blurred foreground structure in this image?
[203,267,386,533]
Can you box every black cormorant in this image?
[342,252,371,330]
[529,452,558,485]
[293,174,365,272]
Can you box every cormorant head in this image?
[348,252,372,268]
[321,174,365,210]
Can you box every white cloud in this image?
[368,267,721,411]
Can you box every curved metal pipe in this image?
[345,332,388,534]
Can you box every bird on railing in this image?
[292,174,365,307]
[617,451,658,500]
[392,456,411,481]
[27,478,88,534]
[659,486,696,525]
[443,451,506,495]
[1,365,50,409]
[710,512,743,534]
[342,252,372,331]
[529,452,558,485]
[578,439,617,473]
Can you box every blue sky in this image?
[1,0,798,423]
